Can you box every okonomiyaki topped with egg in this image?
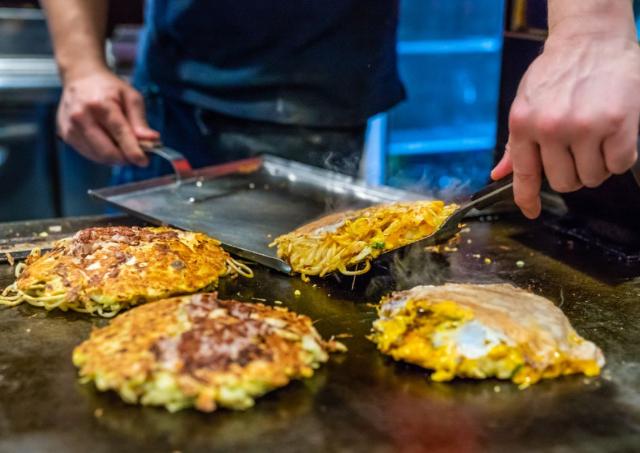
[73,292,345,412]
[369,283,604,388]
[0,226,252,317]
[270,200,457,279]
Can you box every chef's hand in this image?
[492,8,640,219]
[57,69,159,167]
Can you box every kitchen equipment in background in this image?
[0,5,143,221]
[0,7,59,221]
[0,5,50,55]
[0,113,59,221]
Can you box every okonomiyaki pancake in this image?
[73,293,345,412]
[270,200,458,279]
[369,283,604,388]
[0,226,252,317]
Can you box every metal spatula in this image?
[383,174,514,254]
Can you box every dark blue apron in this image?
[114,1,405,184]
[134,0,405,127]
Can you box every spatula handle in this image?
[469,174,514,211]
[139,140,193,185]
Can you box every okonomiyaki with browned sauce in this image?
[0,226,252,317]
[73,293,345,412]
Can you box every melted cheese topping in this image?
[370,287,604,388]
[271,200,458,278]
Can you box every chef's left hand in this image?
[492,33,640,219]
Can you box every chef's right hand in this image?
[56,69,160,167]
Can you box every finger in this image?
[572,138,611,188]
[94,101,149,167]
[83,124,129,166]
[539,142,582,193]
[62,110,127,166]
[602,117,639,174]
[67,127,128,165]
[68,119,128,166]
[122,90,160,140]
[63,132,94,160]
[511,139,542,219]
[491,140,513,180]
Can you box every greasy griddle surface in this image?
[1,216,639,452]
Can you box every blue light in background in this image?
[366,0,505,198]
[636,0,640,38]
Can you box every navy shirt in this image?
[134,0,406,127]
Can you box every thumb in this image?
[123,90,160,140]
[491,139,514,180]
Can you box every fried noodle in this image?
[0,228,255,316]
[0,256,253,317]
[270,200,458,278]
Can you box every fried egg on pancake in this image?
[270,200,457,279]
[73,293,345,412]
[369,283,604,388]
[0,226,252,317]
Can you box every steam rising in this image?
[390,168,473,204]
[320,150,365,214]
[323,151,361,180]
[365,244,451,300]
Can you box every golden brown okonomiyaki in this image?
[73,293,345,412]
[369,283,604,388]
[0,226,252,317]
[270,200,457,279]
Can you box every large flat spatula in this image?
[380,174,514,255]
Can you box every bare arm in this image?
[492,0,640,218]
[40,0,109,82]
[547,0,636,41]
[41,0,158,166]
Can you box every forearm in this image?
[40,0,110,83]
[497,0,640,218]
[547,0,636,40]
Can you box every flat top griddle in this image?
[89,156,421,273]
[1,214,639,452]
